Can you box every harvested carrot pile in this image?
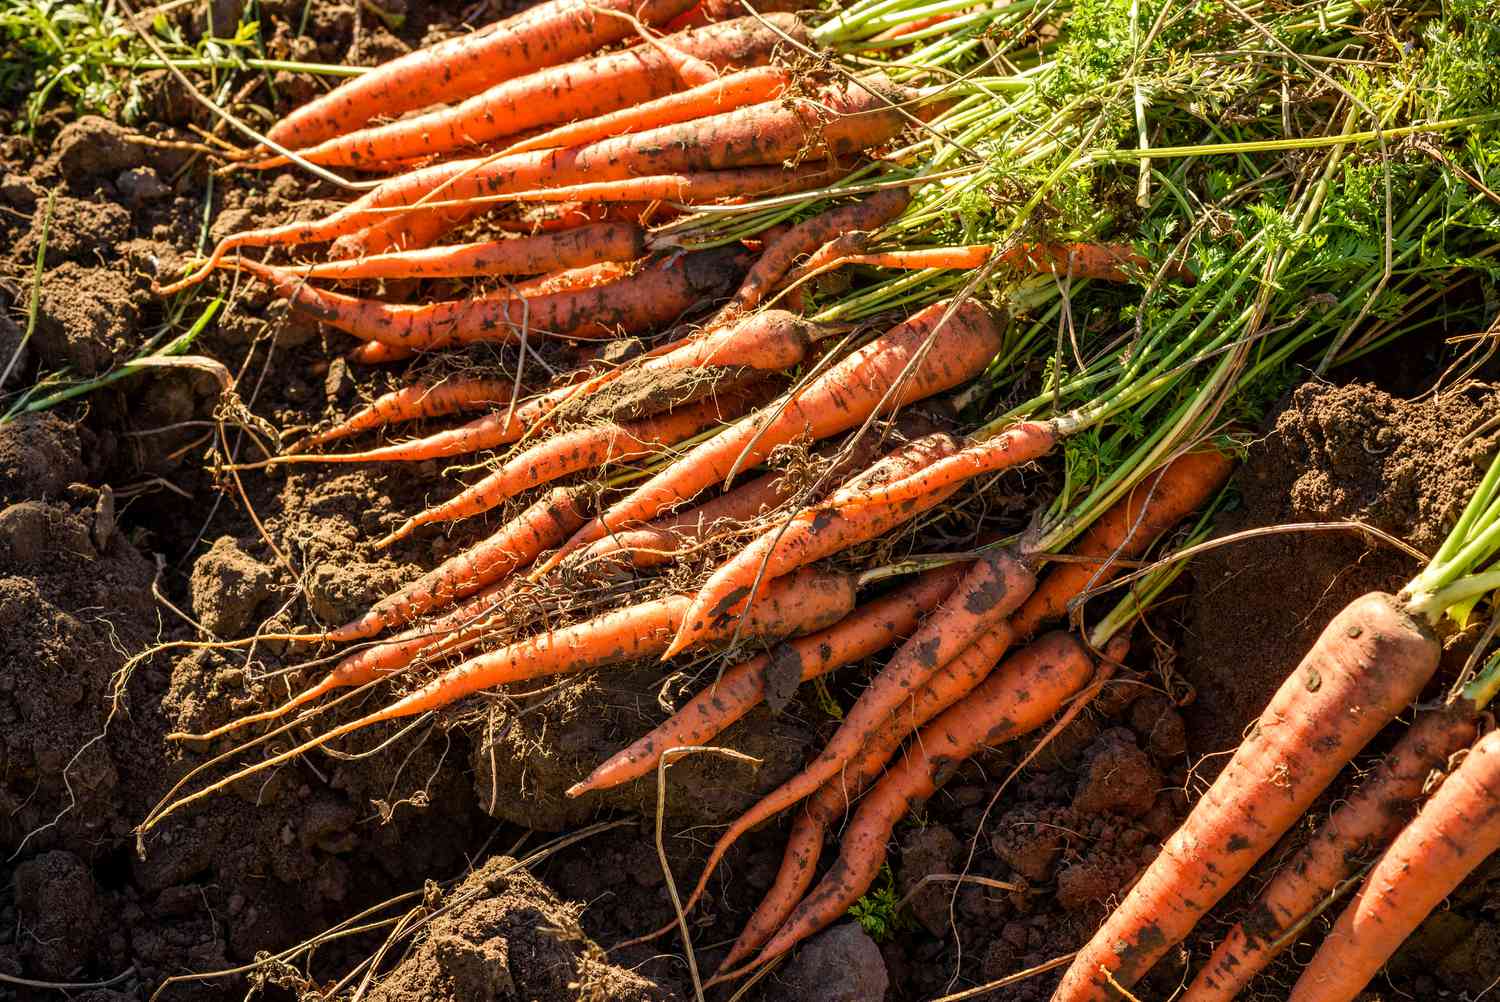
[6,0,1499,998]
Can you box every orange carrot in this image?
[279,225,645,283]
[327,202,491,261]
[546,298,1005,568]
[823,419,1064,514]
[500,66,791,155]
[230,246,749,350]
[263,0,698,151]
[751,630,1109,967]
[662,431,969,657]
[569,564,966,795]
[672,404,1232,658]
[470,161,845,207]
[719,186,911,316]
[865,11,955,42]
[672,547,1037,924]
[722,446,1235,965]
[1287,729,1500,1002]
[308,309,811,465]
[142,568,858,835]
[665,0,804,32]
[162,76,912,292]
[171,578,516,742]
[258,17,803,170]
[1054,594,1442,1001]
[567,421,886,574]
[293,378,517,451]
[375,387,766,548]
[1186,702,1480,1002]
[334,486,585,641]
[783,242,1161,286]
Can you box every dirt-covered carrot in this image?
[545,298,1005,568]
[230,246,749,350]
[1056,448,1500,1001]
[293,378,517,451]
[750,630,1114,968]
[297,310,811,466]
[162,77,913,292]
[170,579,517,743]
[1185,702,1481,1002]
[139,568,857,835]
[782,241,1167,287]
[1287,727,1500,1002]
[257,17,804,170]
[569,564,966,795]
[262,0,698,152]
[671,548,1037,923]
[722,447,1234,967]
[470,161,846,207]
[336,487,584,640]
[500,66,792,155]
[662,432,969,656]
[718,186,912,317]
[567,422,887,573]
[1052,596,1442,1000]
[279,225,645,283]
[665,0,803,32]
[376,387,766,548]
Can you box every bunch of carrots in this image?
[140,0,1500,995]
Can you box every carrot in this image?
[718,594,1019,969]
[1287,728,1500,1002]
[170,578,516,743]
[751,630,1111,967]
[783,242,1163,287]
[665,0,804,32]
[334,486,585,641]
[568,564,966,795]
[299,310,812,467]
[327,202,492,261]
[669,411,1233,659]
[545,298,1006,569]
[292,378,517,451]
[262,0,699,152]
[258,17,804,170]
[519,200,670,233]
[278,225,645,283]
[865,11,955,42]
[661,432,971,657]
[670,547,1038,925]
[819,419,1065,514]
[161,76,912,292]
[466,161,846,207]
[140,568,857,835]
[566,420,887,574]
[499,66,791,155]
[721,446,1234,965]
[719,186,912,317]
[230,246,750,351]
[375,386,767,548]
[1185,702,1480,1002]
[1053,594,1443,1001]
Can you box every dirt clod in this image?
[49,116,147,179]
[0,413,84,503]
[899,824,962,935]
[190,536,280,636]
[1071,728,1160,818]
[14,850,103,978]
[366,856,666,1002]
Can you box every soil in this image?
[2,4,1498,1002]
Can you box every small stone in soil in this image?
[777,922,890,1002]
